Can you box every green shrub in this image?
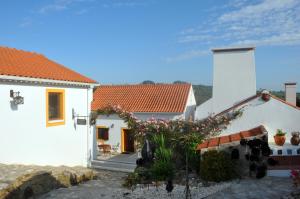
[151,134,174,181]
[187,142,201,173]
[123,167,152,187]
[200,150,236,182]
[123,172,140,188]
[151,160,174,181]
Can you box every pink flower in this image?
[291,170,299,178]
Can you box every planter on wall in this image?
[291,132,300,146]
[274,135,286,146]
[261,90,270,102]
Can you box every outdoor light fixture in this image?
[10,90,24,105]
[110,124,114,128]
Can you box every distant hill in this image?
[192,85,212,105]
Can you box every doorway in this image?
[122,129,135,153]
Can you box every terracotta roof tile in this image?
[197,126,266,150]
[0,46,96,83]
[208,137,220,147]
[92,84,192,113]
[230,133,242,142]
[219,135,230,144]
[198,141,209,149]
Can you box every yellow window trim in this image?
[121,128,129,153]
[96,126,109,142]
[46,89,65,127]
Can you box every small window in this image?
[46,89,65,127]
[97,128,109,141]
[287,149,293,155]
[277,150,282,155]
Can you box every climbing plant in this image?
[91,104,243,146]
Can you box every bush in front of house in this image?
[200,150,237,182]
[151,134,174,181]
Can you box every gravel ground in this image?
[38,170,298,199]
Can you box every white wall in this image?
[195,98,213,120]
[0,82,93,167]
[95,113,180,154]
[95,114,127,153]
[220,97,300,145]
[183,86,197,120]
[212,48,256,114]
[94,87,197,154]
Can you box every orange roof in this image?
[0,46,96,83]
[92,84,192,113]
[197,126,266,150]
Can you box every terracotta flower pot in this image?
[291,132,300,146]
[274,135,286,146]
[262,93,270,102]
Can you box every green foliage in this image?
[200,150,236,182]
[152,134,172,162]
[186,142,201,172]
[141,80,155,84]
[123,172,140,188]
[151,134,174,181]
[173,80,188,84]
[192,84,213,106]
[151,160,174,181]
[123,167,152,188]
[276,129,286,136]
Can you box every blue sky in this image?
[0,0,299,91]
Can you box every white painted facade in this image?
[220,96,300,144]
[196,47,256,120]
[195,46,299,176]
[93,86,196,157]
[0,77,95,167]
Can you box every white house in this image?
[91,84,196,154]
[0,46,98,167]
[195,46,300,176]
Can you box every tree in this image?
[173,80,188,84]
[92,105,242,199]
[141,80,155,84]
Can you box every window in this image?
[46,89,65,127]
[97,127,109,141]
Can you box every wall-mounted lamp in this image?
[111,124,114,128]
[10,90,24,105]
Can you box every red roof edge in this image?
[214,93,299,118]
[270,95,300,111]
[196,125,266,151]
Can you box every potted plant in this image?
[261,90,270,102]
[291,132,300,146]
[274,129,286,146]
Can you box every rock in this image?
[0,164,95,199]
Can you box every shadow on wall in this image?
[10,101,18,111]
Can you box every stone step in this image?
[91,160,136,173]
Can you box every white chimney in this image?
[285,82,297,106]
[212,46,256,113]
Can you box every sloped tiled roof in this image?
[197,125,267,150]
[0,46,96,83]
[215,93,300,117]
[92,84,192,113]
